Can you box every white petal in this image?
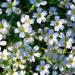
[40,1,47,5]
[19,32,25,38]
[17,21,21,28]
[39,36,43,41]
[30,56,35,62]
[6,8,12,16]
[50,21,55,26]
[55,16,60,21]
[35,66,40,71]
[33,73,38,75]
[0,8,2,14]
[49,39,54,45]
[1,3,8,8]
[42,11,47,16]
[54,26,59,31]
[37,18,41,24]
[33,13,37,18]
[33,53,41,57]
[73,0,75,3]
[30,19,34,24]
[0,34,3,41]
[45,64,50,69]
[7,0,11,3]
[67,10,72,15]
[71,15,75,21]
[0,41,7,46]
[37,8,42,13]
[13,1,19,6]
[70,4,75,9]
[53,32,59,38]
[40,61,45,65]
[14,28,20,33]
[12,7,17,13]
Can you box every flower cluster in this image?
[0,0,75,75]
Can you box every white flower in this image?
[66,54,75,68]
[29,46,40,62]
[58,29,73,48]
[23,45,41,62]
[21,15,34,24]
[44,29,58,45]
[0,49,9,60]
[50,16,67,31]
[13,57,25,70]
[0,19,10,34]
[67,4,75,21]
[15,15,34,35]
[60,0,70,8]
[1,0,20,16]
[14,21,33,38]
[36,61,50,75]
[33,8,47,24]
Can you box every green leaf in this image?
[36,0,41,3]
[29,5,35,12]
[63,49,67,54]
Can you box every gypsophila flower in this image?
[23,44,41,62]
[33,8,47,24]
[0,19,10,34]
[1,0,20,16]
[50,16,67,31]
[67,4,75,21]
[14,14,34,38]
[36,61,50,75]
[66,54,75,68]
[60,0,70,8]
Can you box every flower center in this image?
[40,66,45,71]
[72,10,75,15]
[8,3,13,8]
[50,34,53,39]
[69,58,73,63]
[20,25,25,32]
[38,13,42,18]
[0,24,4,29]
[57,59,61,64]
[56,22,60,26]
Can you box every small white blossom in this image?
[1,0,20,16]
[66,54,75,68]
[33,8,47,24]
[67,4,75,21]
[50,16,67,31]
[36,61,50,75]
